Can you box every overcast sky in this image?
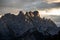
[0,0,60,9]
[0,0,60,14]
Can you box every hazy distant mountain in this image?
[0,11,60,40]
[44,15,60,22]
[44,15,60,27]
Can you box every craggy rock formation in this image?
[0,11,60,40]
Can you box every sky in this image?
[0,0,60,26]
[0,0,60,9]
[0,0,60,16]
[0,0,60,17]
[0,0,60,13]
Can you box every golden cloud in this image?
[45,0,60,3]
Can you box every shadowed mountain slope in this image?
[0,11,60,40]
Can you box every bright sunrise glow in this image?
[39,8,60,17]
[0,8,60,18]
[46,9,60,15]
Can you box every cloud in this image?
[45,0,60,3]
[0,0,60,12]
[22,1,60,10]
[0,0,60,8]
[37,2,60,10]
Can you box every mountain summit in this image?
[0,11,60,40]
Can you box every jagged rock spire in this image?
[33,11,39,17]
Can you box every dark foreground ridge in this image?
[0,11,60,40]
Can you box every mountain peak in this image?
[0,11,60,40]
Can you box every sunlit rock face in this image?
[0,11,60,40]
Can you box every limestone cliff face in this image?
[0,11,59,40]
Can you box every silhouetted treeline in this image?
[0,11,60,40]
